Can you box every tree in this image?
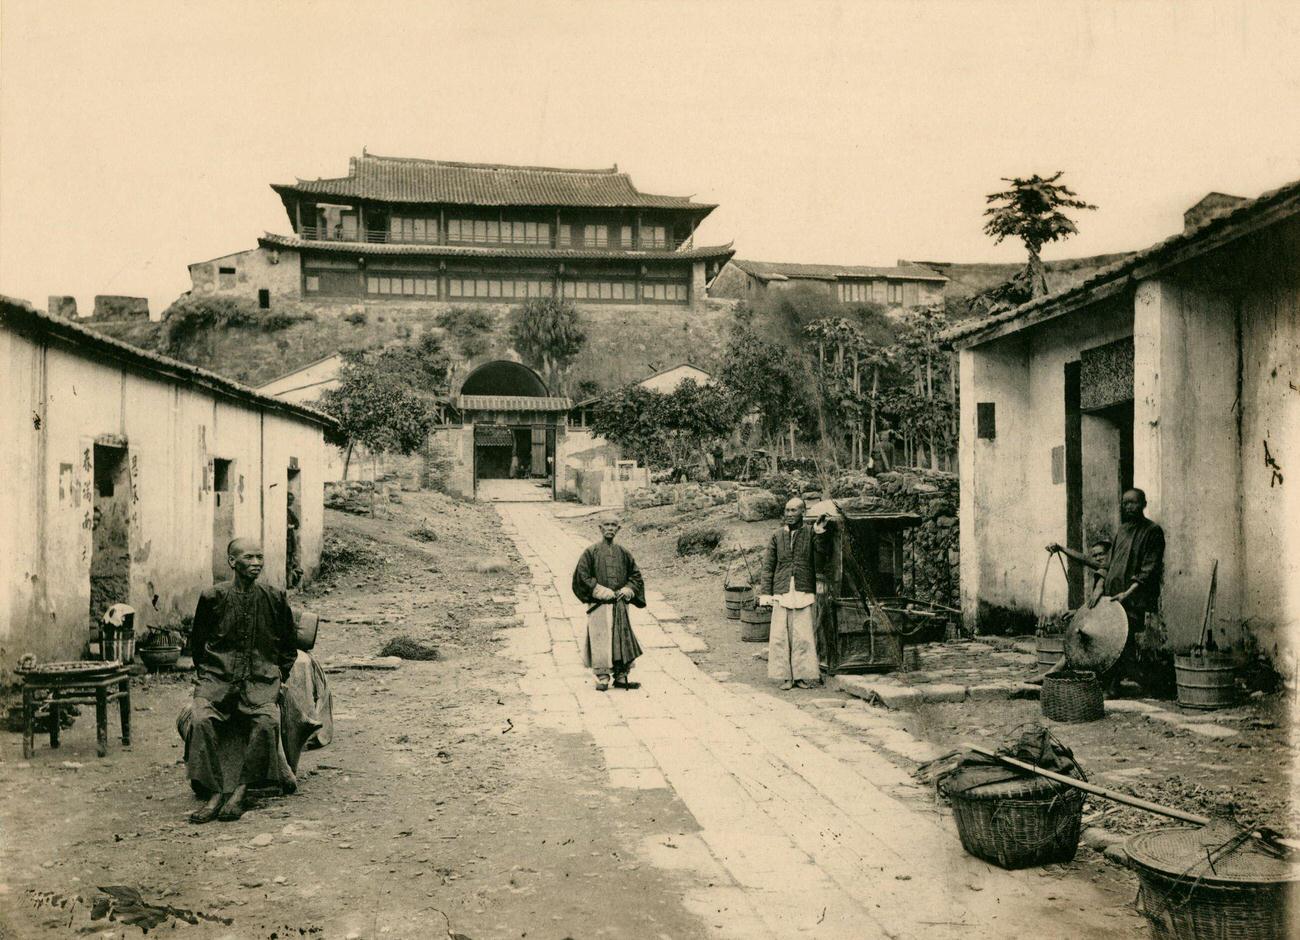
[589,379,740,478]
[507,297,587,389]
[717,327,812,459]
[371,332,451,395]
[983,172,1096,299]
[319,353,439,478]
[436,306,496,361]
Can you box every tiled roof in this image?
[0,295,337,431]
[258,233,735,264]
[456,394,572,412]
[731,259,947,282]
[941,175,1300,347]
[275,153,714,211]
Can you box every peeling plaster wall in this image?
[1134,278,1243,649]
[959,301,1132,633]
[0,325,327,679]
[1237,223,1300,669]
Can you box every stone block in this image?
[1176,722,1238,739]
[92,295,150,319]
[736,489,781,521]
[919,683,967,703]
[47,295,77,318]
[1081,827,1124,852]
[968,682,1016,701]
[1103,699,1160,713]
[1104,843,1130,866]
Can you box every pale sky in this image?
[2,0,1298,317]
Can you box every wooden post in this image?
[295,200,302,236]
[439,207,446,245]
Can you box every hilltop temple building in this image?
[188,151,734,311]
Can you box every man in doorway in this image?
[1047,488,1165,693]
[185,538,298,823]
[572,515,645,691]
[758,497,830,691]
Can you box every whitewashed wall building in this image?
[945,182,1299,670]
[0,296,336,678]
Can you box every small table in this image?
[21,662,131,758]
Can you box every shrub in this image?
[344,311,368,326]
[258,311,315,332]
[161,295,256,355]
[676,526,723,556]
[436,306,495,360]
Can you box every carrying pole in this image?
[966,743,1300,851]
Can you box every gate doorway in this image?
[90,444,131,626]
[473,424,556,501]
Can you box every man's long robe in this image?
[184,580,298,794]
[572,541,645,675]
[761,523,826,684]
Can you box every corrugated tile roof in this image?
[0,295,337,431]
[732,259,948,282]
[941,175,1300,347]
[275,153,714,210]
[258,233,735,264]
[456,395,572,412]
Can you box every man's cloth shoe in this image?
[595,677,610,691]
[613,676,641,690]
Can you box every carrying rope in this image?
[1038,550,1070,633]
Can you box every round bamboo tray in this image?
[1126,825,1299,939]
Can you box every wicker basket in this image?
[949,775,1084,869]
[1127,826,1299,940]
[1041,671,1104,723]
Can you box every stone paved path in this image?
[498,505,1142,939]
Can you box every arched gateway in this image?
[447,360,571,501]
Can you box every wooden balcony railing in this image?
[296,225,694,252]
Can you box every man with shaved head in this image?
[184,537,298,823]
[572,513,645,691]
[758,497,831,690]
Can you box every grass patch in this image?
[316,530,383,580]
[378,636,439,660]
[676,526,723,556]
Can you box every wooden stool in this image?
[20,663,131,759]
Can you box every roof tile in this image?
[277,153,712,210]
[732,259,947,282]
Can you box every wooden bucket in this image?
[740,604,771,642]
[1036,634,1066,669]
[1174,654,1236,710]
[724,584,753,620]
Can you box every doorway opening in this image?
[90,444,131,626]
[211,458,234,583]
[286,463,302,588]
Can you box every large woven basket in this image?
[949,774,1084,869]
[1127,826,1299,940]
[1042,671,1104,723]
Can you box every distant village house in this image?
[710,259,947,310]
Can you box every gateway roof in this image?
[275,152,716,212]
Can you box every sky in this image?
[2,0,1299,317]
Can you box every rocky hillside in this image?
[81,297,740,391]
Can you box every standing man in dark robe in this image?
[1048,487,1165,693]
[186,537,298,823]
[572,515,645,691]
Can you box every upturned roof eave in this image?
[257,233,735,263]
[270,181,716,214]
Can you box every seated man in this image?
[184,538,298,823]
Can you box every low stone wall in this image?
[839,470,960,613]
